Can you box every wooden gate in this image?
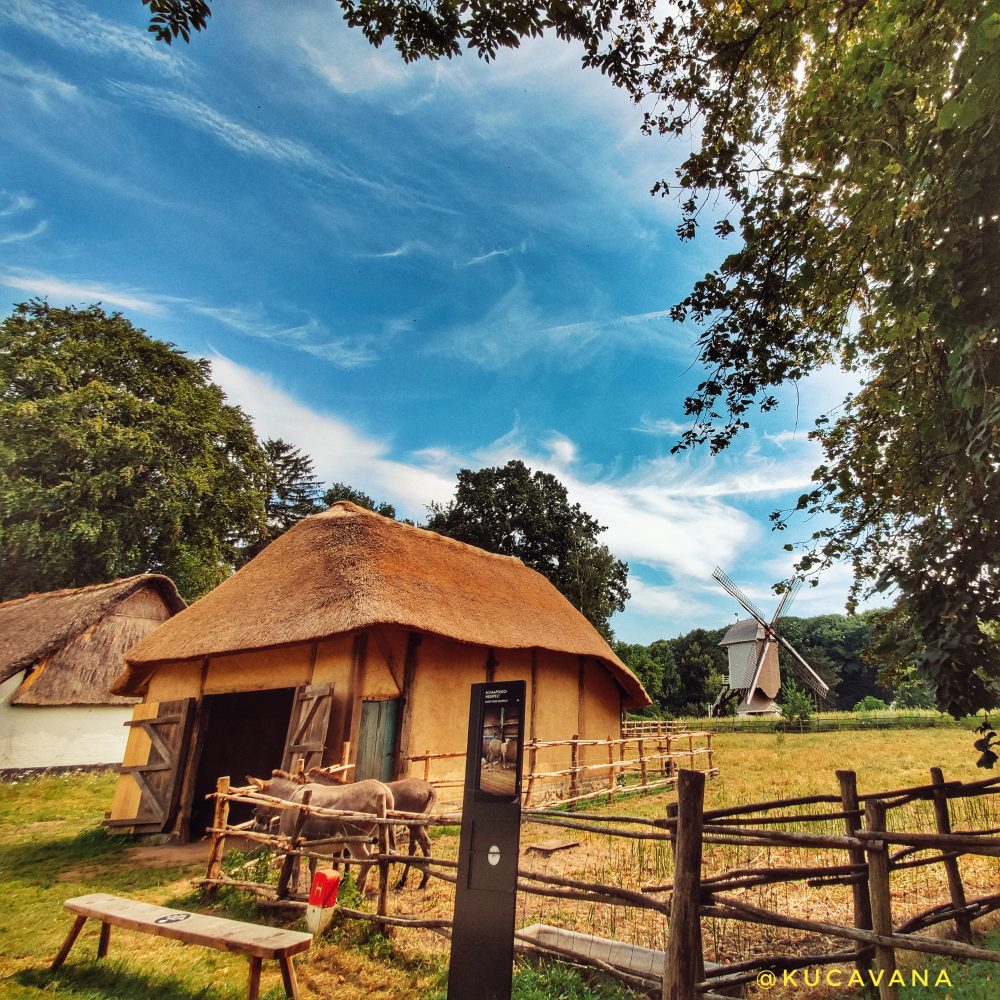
[106,698,194,833]
[355,699,399,781]
[281,683,336,772]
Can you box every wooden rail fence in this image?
[198,761,1000,999]
[406,729,716,807]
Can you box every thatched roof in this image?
[0,576,185,706]
[115,502,649,707]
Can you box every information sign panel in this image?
[447,681,525,1000]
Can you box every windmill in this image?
[710,567,829,717]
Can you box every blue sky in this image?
[0,0,866,642]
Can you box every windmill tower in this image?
[710,567,829,717]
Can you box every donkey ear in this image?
[246,774,265,789]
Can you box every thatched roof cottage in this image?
[108,501,649,837]
[0,576,185,770]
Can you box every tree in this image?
[237,438,322,565]
[0,301,267,600]
[322,482,396,519]
[657,631,726,716]
[150,1,999,715]
[426,460,629,639]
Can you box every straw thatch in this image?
[1,576,185,706]
[114,502,649,707]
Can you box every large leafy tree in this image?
[148,1,999,714]
[322,482,397,519]
[0,301,267,600]
[237,438,323,565]
[427,460,629,639]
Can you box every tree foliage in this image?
[0,301,267,600]
[238,438,322,565]
[322,482,397,519]
[427,459,629,639]
[148,0,1000,714]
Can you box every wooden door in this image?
[281,683,336,772]
[355,699,399,782]
[106,698,194,833]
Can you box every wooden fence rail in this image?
[406,730,716,807]
[199,764,1000,999]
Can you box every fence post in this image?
[276,788,311,900]
[864,798,899,1000]
[569,735,580,808]
[930,767,972,942]
[423,748,432,784]
[607,737,616,803]
[837,770,874,979]
[377,798,390,923]
[638,738,648,789]
[663,769,706,1000]
[203,776,230,901]
[526,741,538,807]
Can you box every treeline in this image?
[0,302,627,638]
[615,611,936,716]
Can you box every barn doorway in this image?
[355,698,399,781]
[189,687,296,837]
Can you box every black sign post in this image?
[447,680,525,1000]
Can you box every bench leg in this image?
[279,956,300,999]
[97,921,111,959]
[51,915,88,971]
[247,956,262,1000]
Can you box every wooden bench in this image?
[51,893,313,999]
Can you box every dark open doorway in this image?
[189,687,295,837]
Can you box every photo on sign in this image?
[478,700,521,798]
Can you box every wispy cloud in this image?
[0,192,34,217]
[634,415,689,437]
[0,191,46,244]
[438,277,690,369]
[1,0,189,78]
[109,83,329,173]
[192,304,378,369]
[357,241,436,260]
[0,54,78,109]
[462,242,527,267]
[0,221,47,244]
[0,268,166,314]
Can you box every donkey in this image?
[248,774,394,893]
[308,770,438,889]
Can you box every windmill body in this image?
[711,568,829,717]
[719,619,782,715]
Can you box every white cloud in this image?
[206,356,454,516]
[0,269,166,314]
[634,415,688,437]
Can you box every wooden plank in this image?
[394,632,420,779]
[62,894,312,959]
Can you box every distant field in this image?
[673,709,974,734]
[0,725,994,999]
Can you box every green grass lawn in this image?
[0,727,996,999]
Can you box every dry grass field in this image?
[1,725,997,999]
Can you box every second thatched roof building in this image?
[107,501,649,838]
